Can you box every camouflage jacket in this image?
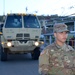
[39,42,75,75]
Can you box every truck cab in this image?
[1,13,43,61]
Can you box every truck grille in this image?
[16,34,23,37]
[24,34,30,37]
[19,40,28,43]
[16,33,30,40]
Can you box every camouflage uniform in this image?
[39,42,75,75]
[39,23,75,75]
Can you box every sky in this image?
[0,0,75,16]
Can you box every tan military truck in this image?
[0,13,43,61]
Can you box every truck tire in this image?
[31,47,40,60]
[1,46,7,61]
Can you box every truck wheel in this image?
[31,47,40,60]
[1,47,7,61]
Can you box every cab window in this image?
[24,15,40,28]
[5,15,22,28]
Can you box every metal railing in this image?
[66,39,75,49]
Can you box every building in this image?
[38,15,75,48]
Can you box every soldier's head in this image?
[53,23,69,33]
[53,23,69,44]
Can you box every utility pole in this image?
[3,0,5,22]
[3,0,5,15]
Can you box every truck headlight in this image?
[41,41,44,44]
[7,42,12,47]
[34,42,39,46]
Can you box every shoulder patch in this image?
[40,50,46,56]
[40,49,50,56]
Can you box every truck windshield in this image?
[24,15,40,28]
[5,15,22,28]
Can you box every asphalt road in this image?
[0,53,39,75]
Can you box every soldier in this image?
[39,23,75,75]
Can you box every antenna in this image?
[25,7,28,13]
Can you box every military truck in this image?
[0,13,43,61]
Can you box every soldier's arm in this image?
[72,50,75,74]
[39,49,50,75]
